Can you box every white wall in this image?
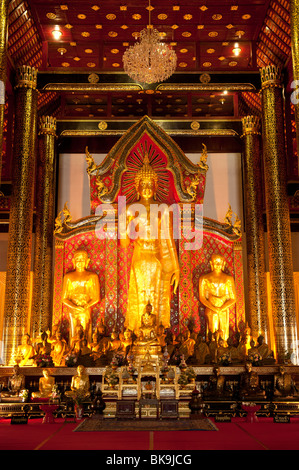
[57,151,244,225]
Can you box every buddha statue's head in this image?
[134,152,158,201]
[72,249,90,271]
[210,253,226,273]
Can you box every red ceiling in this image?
[27,0,271,72]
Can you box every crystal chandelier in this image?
[123,1,177,84]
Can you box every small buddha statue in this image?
[257,335,275,364]
[273,366,299,399]
[165,332,179,361]
[208,332,218,363]
[227,336,243,364]
[89,329,109,357]
[216,338,232,365]
[32,369,55,399]
[204,366,233,399]
[65,365,90,401]
[194,335,210,365]
[105,331,123,363]
[1,365,25,399]
[137,301,158,344]
[239,362,266,400]
[157,324,167,350]
[70,324,85,355]
[247,339,262,364]
[16,334,36,367]
[50,330,69,367]
[133,302,162,359]
[178,329,196,362]
[120,329,133,357]
[35,331,52,357]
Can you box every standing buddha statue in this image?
[120,152,180,337]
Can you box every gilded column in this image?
[31,116,57,339]
[260,65,298,363]
[0,0,9,184]
[3,66,38,365]
[241,115,269,343]
[290,0,299,154]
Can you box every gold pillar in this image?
[290,0,299,155]
[241,115,269,343]
[31,116,57,339]
[260,65,298,364]
[3,65,38,365]
[0,0,9,185]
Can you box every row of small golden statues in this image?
[14,317,275,370]
[1,361,298,404]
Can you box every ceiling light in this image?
[232,42,241,56]
[52,26,62,40]
[123,0,177,84]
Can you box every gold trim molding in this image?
[42,83,142,92]
[157,83,257,92]
[60,129,239,137]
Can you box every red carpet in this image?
[1,416,299,451]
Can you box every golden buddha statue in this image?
[16,334,36,367]
[120,153,180,336]
[35,331,52,357]
[199,253,236,341]
[178,329,196,361]
[32,369,55,399]
[50,330,69,367]
[120,329,133,356]
[65,365,90,401]
[194,335,210,365]
[1,365,25,399]
[62,249,100,342]
[132,301,162,358]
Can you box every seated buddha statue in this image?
[50,330,69,367]
[120,329,133,358]
[70,324,85,355]
[216,338,232,365]
[105,330,124,363]
[16,334,36,367]
[32,369,55,399]
[257,335,275,364]
[35,331,52,357]
[65,365,91,401]
[193,335,210,365]
[133,302,162,359]
[239,362,266,400]
[178,329,196,362]
[204,366,233,399]
[137,301,158,344]
[1,365,26,399]
[89,328,109,356]
[273,366,299,399]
